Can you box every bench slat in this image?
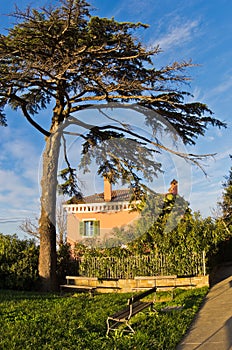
[130,301,153,318]
[109,306,131,321]
[60,284,96,290]
[109,301,153,321]
[128,286,157,304]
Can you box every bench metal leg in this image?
[124,321,135,334]
[106,318,135,335]
[107,318,123,336]
[106,318,111,336]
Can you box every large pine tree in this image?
[0,0,226,290]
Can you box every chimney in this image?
[104,177,112,202]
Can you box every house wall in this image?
[67,209,140,247]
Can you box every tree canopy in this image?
[0,0,225,149]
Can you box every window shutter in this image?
[79,221,84,236]
[94,220,100,236]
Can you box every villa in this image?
[63,177,140,248]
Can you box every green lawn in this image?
[0,287,208,350]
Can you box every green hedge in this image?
[0,233,39,290]
[0,234,80,290]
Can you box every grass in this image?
[0,287,208,350]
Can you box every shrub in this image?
[56,243,79,284]
[0,233,39,290]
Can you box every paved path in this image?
[177,264,232,350]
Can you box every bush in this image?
[74,209,232,278]
[56,243,79,284]
[0,233,39,290]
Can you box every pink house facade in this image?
[63,178,140,248]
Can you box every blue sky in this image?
[0,0,231,237]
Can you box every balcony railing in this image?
[63,201,135,214]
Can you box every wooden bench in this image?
[134,276,196,299]
[97,278,121,292]
[60,284,97,295]
[60,276,97,296]
[106,286,157,335]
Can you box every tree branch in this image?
[21,105,51,137]
[8,93,51,137]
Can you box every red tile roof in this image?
[68,189,132,204]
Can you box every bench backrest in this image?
[128,286,157,305]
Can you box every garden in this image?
[0,180,231,349]
[0,204,230,349]
[0,230,208,349]
[0,287,208,350]
[0,1,232,348]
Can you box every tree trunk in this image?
[38,130,61,291]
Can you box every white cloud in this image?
[0,169,39,209]
[0,129,41,225]
[204,75,232,101]
[152,19,200,51]
[0,130,42,186]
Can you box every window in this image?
[79,220,100,237]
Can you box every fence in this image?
[78,252,206,279]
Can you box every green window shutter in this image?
[79,221,84,236]
[94,220,100,236]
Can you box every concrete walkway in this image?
[177,263,232,350]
